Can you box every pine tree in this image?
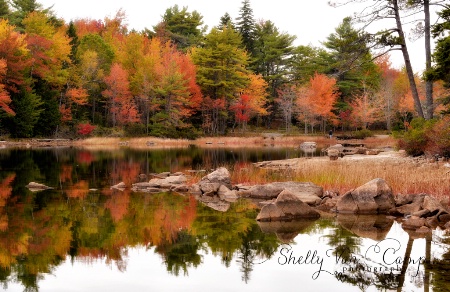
[235,0,256,55]
[8,0,42,28]
[322,17,380,101]
[152,5,204,51]
[0,0,10,19]
[218,13,234,29]
[191,26,250,134]
[66,21,79,64]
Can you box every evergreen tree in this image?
[291,45,332,84]
[5,88,43,138]
[151,5,204,51]
[8,0,42,28]
[66,21,79,64]
[218,12,234,29]
[235,0,256,55]
[191,26,250,134]
[252,20,295,97]
[0,0,10,19]
[428,4,450,114]
[322,17,380,101]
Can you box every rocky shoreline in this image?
[26,155,450,240]
[112,167,449,236]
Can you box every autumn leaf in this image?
[0,59,14,115]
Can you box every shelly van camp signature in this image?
[261,238,424,280]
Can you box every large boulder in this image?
[198,167,232,195]
[238,181,323,205]
[256,190,320,221]
[336,178,395,214]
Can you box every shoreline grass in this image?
[229,157,450,198]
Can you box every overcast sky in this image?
[37,0,432,72]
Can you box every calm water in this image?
[0,147,449,292]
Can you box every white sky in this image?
[38,0,433,72]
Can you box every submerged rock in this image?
[26,182,53,192]
[111,182,126,190]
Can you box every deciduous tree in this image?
[0,59,14,115]
[303,73,340,132]
[102,63,139,127]
[276,85,297,133]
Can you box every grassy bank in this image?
[228,156,450,198]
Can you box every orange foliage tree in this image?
[102,63,140,127]
[374,55,401,130]
[0,59,14,115]
[22,12,71,86]
[230,74,268,131]
[350,81,378,129]
[297,73,339,133]
[0,19,31,93]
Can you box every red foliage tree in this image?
[0,59,14,115]
[102,63,140,127]
[230,94,252,131]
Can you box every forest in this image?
[0,0,449,150]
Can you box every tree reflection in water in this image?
[0,148,448,291]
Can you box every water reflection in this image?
[0,148,448,291]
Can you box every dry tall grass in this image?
[73,135,397,149]
[230,157,450,198]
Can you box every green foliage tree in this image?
[77,34,114,72]
[291,45,332,84]
[66,21,79,64]
[253,20,295,94]
[322,17,380,100]
[5,88,43,137]
[235,0,256,55]
[0,0,10,19]
[8,0,42,29]
[330,0,425,118]
[218,12,234,29]
[428,4,450,114]
[151,5,204,51]
[191,26,250,134]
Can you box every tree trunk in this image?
[424,0,433,119]
[393,0,425,119]
[397,236,414,292]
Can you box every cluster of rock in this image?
[325,143,381,160]
[130,172,190,193]
[27,166,450,234]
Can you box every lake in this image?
[0,147,448,291]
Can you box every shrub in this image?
[124,123,147,137]
[397,118,437,156]
[426,116,450,158]
[77,123,96,136]
[352,129,373,139]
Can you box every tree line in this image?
[0,0,449,138]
